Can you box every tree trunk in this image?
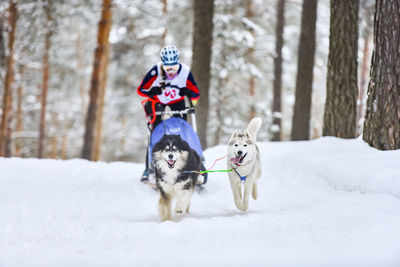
[191,0,214,149]
[363,0,400,150]
[51,113,58,159]
[0,17,6,68]
[38,13,52,158]
[15,65,24,156]
[82,0,112,160]
[271,0,286,141]
[4,84,13,158]
[0,1,17,157]
[93,43,110,161]
[323,0,359,138]
[291,0,317,141]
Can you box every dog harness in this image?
[234,169,247,183]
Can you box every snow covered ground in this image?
[1,137,400,267]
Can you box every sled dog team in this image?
[152,117,262,221]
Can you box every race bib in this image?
[157,87,181,104]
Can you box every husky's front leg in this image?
[175,187,193,215]
[158,193,172,221]
[252,182,258,200]
[243,179,255,211]
[229,174,244,210]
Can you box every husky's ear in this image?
[229,129,241,141]
[244,130,255,143]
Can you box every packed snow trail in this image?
[1,137,400,267]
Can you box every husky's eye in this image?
[164,147,169,151]
[172,146,178,151]
[234,144,238,147]
[244,144,247,147]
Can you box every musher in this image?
[137,45,200,181]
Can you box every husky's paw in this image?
[175,209,184,214]
[234,201,244,211]
[160,214,171,222]
[237,206,247,212]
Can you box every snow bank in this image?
[265,137,400,197]
[0,137,399,267]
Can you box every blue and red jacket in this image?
[137,62,200,105]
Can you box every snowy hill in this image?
[1,137,400,267]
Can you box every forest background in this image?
[0,0,381,162]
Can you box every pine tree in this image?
[0,0,18,157]
[93,43,110,161]
[15,65,24,156]
[323,1,359,138]
[38,0,54,158]
[82,0,113,160]
[0,18,5,69]
[291,0,318,141]
[191,0,214,148]
[363,0,400,150]
[271,0,286,141]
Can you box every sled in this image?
[141,92,207,187]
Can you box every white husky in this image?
[227,117,262,211]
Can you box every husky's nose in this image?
[237,150,243,156]
[168,154,174,159]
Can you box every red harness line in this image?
[206,154,228,172]
[141,98,159,125]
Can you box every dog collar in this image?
[234,169,247,183]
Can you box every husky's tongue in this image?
[230,156,242,164]
[167,160,175,166]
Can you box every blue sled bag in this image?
[149,117,203,163]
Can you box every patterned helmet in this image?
[160,45,180,66]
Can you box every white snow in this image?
[1,137,400,267]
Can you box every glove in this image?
[179,87,191,97]
[148,86,162,97]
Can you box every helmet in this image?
[160,45,180,66]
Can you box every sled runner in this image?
[140,86,207,187]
